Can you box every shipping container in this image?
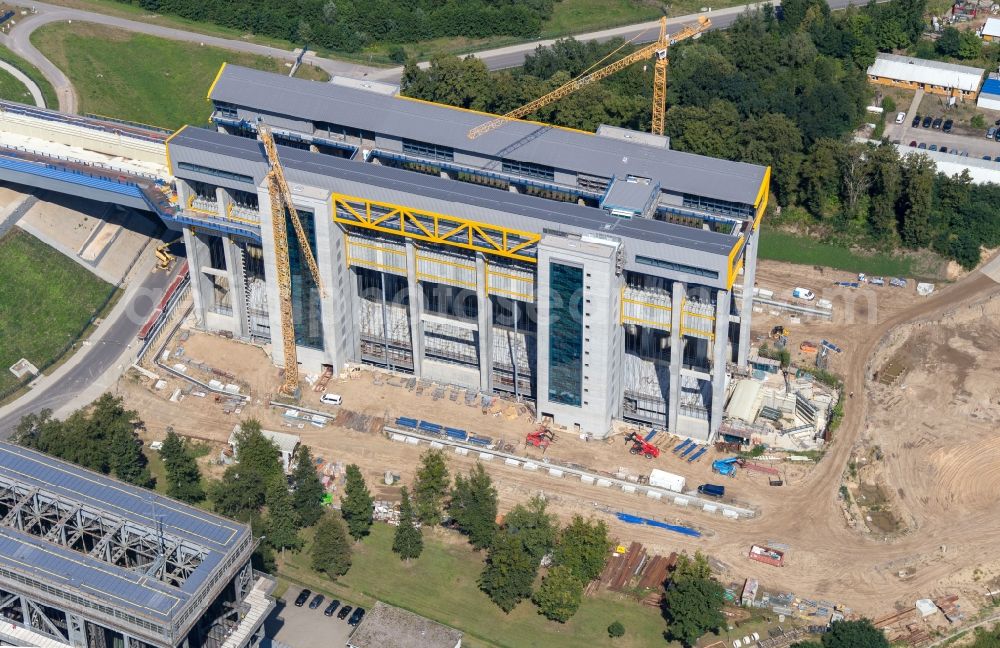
[648,469,686,493]
[748,544,784,567]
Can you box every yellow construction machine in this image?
[155,235,183,270]
[467,16,710,140]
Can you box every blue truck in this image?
[697,484,726,498]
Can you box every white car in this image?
[732,640,742,648]
[320,393,343,405]
[895,111,906,124]
[752,632,761,641]
[792,287,815,301]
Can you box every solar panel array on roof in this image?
[0,443,242,550]
[207,65,768,206]
[0,443,253,626]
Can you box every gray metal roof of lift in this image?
[0,442,251,624]
[208,65,767,205]
[170,127,737,258]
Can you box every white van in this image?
[792,287,816,301]
[320,393,343,405]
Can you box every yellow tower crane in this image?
[257,121,325,396]
[467,16,710,140]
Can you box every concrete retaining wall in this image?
[0,111,167,166]
[383,426,757,519]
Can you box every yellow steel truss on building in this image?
[331,193,541,263]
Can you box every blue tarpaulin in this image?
[615,512,702,538]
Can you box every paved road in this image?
[1,0,383,112]
[0,251,179,437]
[5,0,879,112]
[0,59,44,106]
[370,0,875,81]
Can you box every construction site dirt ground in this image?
[120,258,1000,621]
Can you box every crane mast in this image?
[466,16,710,140]
[258,121,325,396]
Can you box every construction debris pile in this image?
[370,499,423,528]
[873,595,965,647]
[588,542,678,607]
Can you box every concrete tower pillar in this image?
[215,186,232,221]
[667,281,686,433]
[405,241,424,377]
[183,227,208,327]
[475,253,493,393]
[223,236,249,339]
[710,289,732,439]
[738,229,759,367]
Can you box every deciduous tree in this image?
[552,515,610,582]
[532,565,583,622]
[504,496,557,562]
[662,552,725,647]
[821,619,889,648]
[479,529,537,612]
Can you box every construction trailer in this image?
[166,64,770,442]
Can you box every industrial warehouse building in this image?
[168,64,769,442]
[977,72,1000,110]
[0,442,273,648]
[867,53,985,101]
[981,17,1000,41]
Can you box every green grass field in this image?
[40,0,732,65]
[758,230,918,277]
[0,229,117,394]
[281,523,675,648]
[0,67,35,104]
[0,47,59,108]
[31,22,330,130]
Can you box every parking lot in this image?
[883,87,1000,159]
[264,587,357,648]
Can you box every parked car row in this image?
[911,114,953,132]
[293,589,366,626]
[984,125,1000,142]
[907,141,970,156]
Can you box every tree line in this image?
[15,400,896,645]
[401,0,1000,270]
[117,0,556,53]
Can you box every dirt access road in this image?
[125,260,1000,617]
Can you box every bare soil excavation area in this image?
[123,259,1000,618]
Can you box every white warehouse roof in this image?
[867,53,984,92]
[894,143,1000,184]
[983,17,1000,38]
